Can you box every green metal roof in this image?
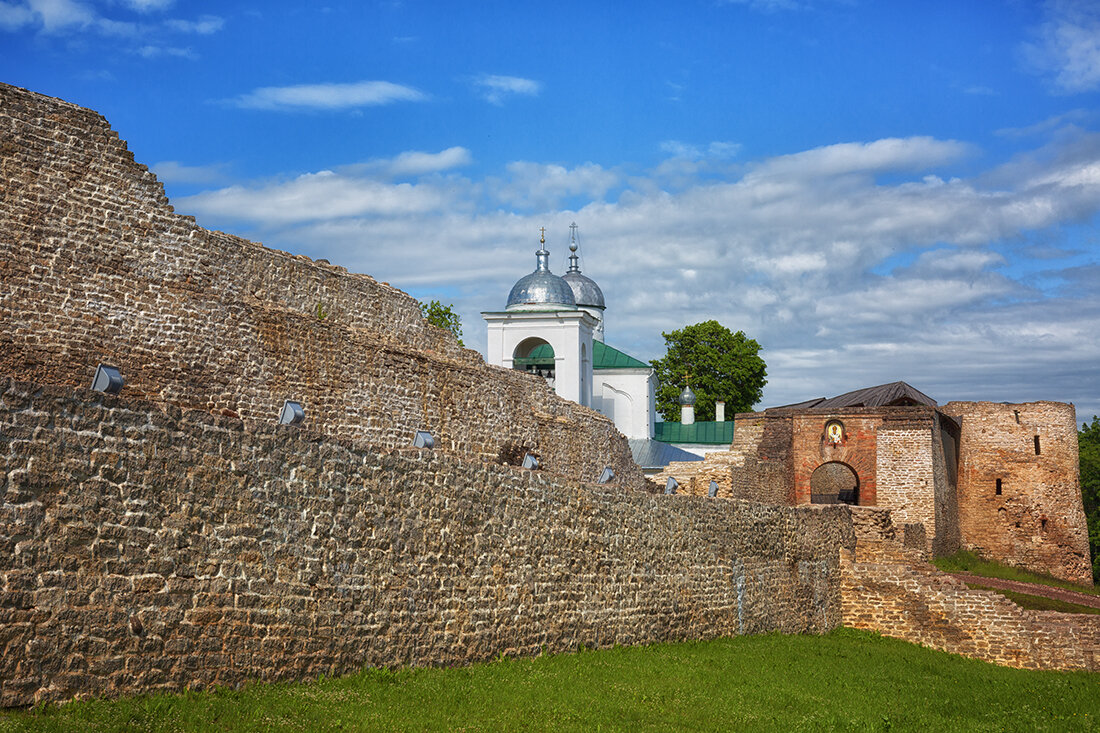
[593,341,650,370]
[513,342,555,365]
[653,421,735,445]
[513,340,649,369]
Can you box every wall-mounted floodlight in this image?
[91,364,124,394]
[522,453,539,470]
[413,430,435,449]
[278,400,305,426]
[597,467,614,484]
[708,480,719,498]
[665,477,678,495]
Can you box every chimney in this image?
[679,385,696,425]
[715,401,725,422]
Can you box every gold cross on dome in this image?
[539,226,546,243]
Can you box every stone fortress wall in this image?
[0,380,851,706]
[0,83,855,706]
[842,506,1098,672]
[0,82,643,490]
[1,82,1096,707]
[942,401,1091,586]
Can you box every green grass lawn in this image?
[933,550,1099,596]
[2,629,1097,732]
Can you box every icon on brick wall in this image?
[825,420,845,444]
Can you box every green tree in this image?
[420,300,463,347]
[650,320,767,422]
[1080,416,1100,582]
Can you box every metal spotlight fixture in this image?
[665,477,678,495]
[91,364,124,394]
[597,467,614,484]
[278,400,305,426]
[522,453,539,470]
[413,430,435,449]
[708,480,719,498]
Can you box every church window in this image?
[1034,436,1041,455]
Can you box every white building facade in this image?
[483,227,728,472]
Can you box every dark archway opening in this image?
[810,461,859,505]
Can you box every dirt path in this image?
[947,572,1100,610]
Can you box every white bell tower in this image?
[483,230,596,406]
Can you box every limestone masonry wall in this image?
[0,381,852,706]
[842,507,1098,672]
[941,401,1090,585]
[0,82,643,490]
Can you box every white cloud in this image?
[995,109,1092,138]
[164,14,221,34]
[341,147,473,178]
[151,160,228,184]
[137,44,192,58]
[0,1,34,29]
[27,0,93,32]
[660,140,741,160]
[472,75,541,105]
[962,85,996,96]
[720,0,803,11]
[490,161,619,209]
[178,170,456,223]
[1023,1,1100,93]
[744,137,971,181]
[0,0,220,41]
[122,0,171,11]
[229,80,427,111]
[172,131,1100,419]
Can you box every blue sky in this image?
[4,0,1100,419]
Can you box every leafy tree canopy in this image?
[650,320,766,422]
[420,300,463,347]
[1080,416,1100,582]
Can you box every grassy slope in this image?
[1,629,1097,732]
[959,583,1100,614]
[933,550,1099,596]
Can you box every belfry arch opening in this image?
[810,462,859,505]
[512,338,556,387]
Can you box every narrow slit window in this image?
[995,478,1002,495]
[1034,436,1041,455]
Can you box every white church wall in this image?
[596,369,656,439]
[483,310,596,406]
[666,443,730,458]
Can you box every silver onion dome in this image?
[562,224,605,309]
[679,385,697,406]
[505,238,577,311]
[562,270,605,309]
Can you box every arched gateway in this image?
[810,461,859,505]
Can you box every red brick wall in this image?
[942,401,1091,585]
[792,414,879,506]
